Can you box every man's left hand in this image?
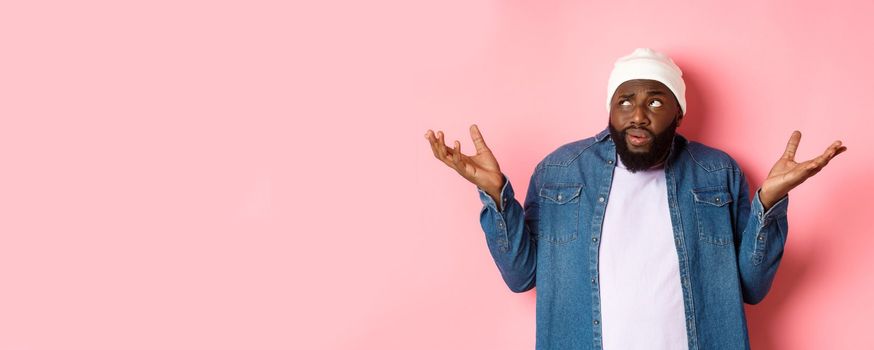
[759,131,847,210]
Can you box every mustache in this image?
[622,126,654,136]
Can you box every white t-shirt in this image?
[599,155,689,350]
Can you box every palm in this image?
[760,131,846,209]
[425,125,505,195]
[459,146,500,181]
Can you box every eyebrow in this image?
[618,90,666,99]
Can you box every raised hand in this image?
[759,131,847,210]
[425,125,505,203]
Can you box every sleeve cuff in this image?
[752,189,789,224]
[477,175,512,213]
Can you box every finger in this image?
[821,141,840,157]
[426,130,443,160]
[806,156,827,171]
[781,130,801,160]
[814,141,844,166]
[824,140,843,155]
[470,124,491,153]
[436,131,452,164]
[817,141,847,168]
[806,144,842,171]
[452,140,463,168]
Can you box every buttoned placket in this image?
[589,151,618,349]
[664,154,699,350]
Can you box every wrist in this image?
[482,174,505,196]
[758,188,785,212]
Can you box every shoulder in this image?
[680,137,740,172]
[538,129,609,168]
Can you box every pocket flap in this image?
[692,187,733,207]
[539,183,583,204]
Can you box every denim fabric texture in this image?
[477,128,789,350]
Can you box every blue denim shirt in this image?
[477,128,789,349]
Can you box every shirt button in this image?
[607,160,614,164]
[593,320,599,325]
[498,222,504,228]
[592,237,598,243]
[758,235,764,241]
[591,278,596,284]
[598,197,605,203]
[557,194,563,201]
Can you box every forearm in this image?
[738,189,790,304]
[479,174,506,211]
[758,187,787,212]
[477,175,537,293]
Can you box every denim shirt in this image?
[477,128,789,350]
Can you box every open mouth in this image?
[625,129,652,147]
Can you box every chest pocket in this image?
[692,187,735,246]
[537,183,583,245]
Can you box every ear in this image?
[675,110,683,128]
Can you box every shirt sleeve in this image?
[477,175,511,213]
[736,176,790,304]
[476,171,539,293]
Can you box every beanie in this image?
[606,48,686,115]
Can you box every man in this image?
[423,48,846,349]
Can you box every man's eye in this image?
[619,100,631,106]
[649,100,663,107]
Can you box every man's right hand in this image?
[424,124,505,206]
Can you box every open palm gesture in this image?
[425,125,505,202]
[760,131,847,209]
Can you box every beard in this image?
[609,119,678,173]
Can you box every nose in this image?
[630,104,648,126]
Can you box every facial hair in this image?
[609,118,678,173]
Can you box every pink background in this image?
[1,0,872,349]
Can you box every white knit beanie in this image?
[606,48,686,115]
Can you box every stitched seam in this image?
[543,137,603,167]
[685,144,732,172]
